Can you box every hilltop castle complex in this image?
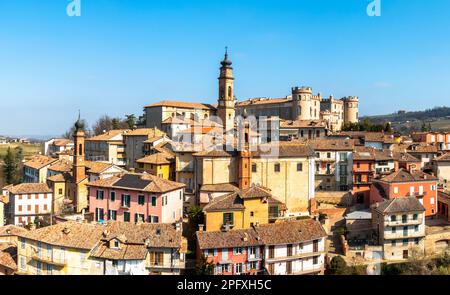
[144,50,359,132]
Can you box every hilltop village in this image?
[1,52,450,275]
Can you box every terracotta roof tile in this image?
[23,155,58,170]
[7,183,52,195]
[200,183,240,192]
[86,173,185,193]
[145,100,216,110]
[380,169,438,183]
[308,139,354,151]
[374,197,425,214]
[85,130,129,142]
[196,219,326,249]
[136,152,174,165]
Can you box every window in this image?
[430,197,435,205]
[413,214,418,220]
[96,190,104,200]
[403,239,408,246]
[392,227,396,233]
[110,191,116,202]
[287,244,293,256]
[402,215,407,223]
[394,187,399,194]
[313,256,318,265]
[44,204,48,211]
[20,257,26,270]
[391,240,396,246]
[95,208,104,221]
[151,196,157,207]
[356,162,360,169]
[269,246,275,259]
[391,215,397,222]
[121,194,131,208]
[149,215,159,223]
[18,205,22,212]
[250,211,254,217]
[415,225,419,232]
[274,163,280,172]
[327,152,331,159]
[58,188,63,195]
[223,213,234,225]
[297,163,303,171]
[234,263,243,275]
[252,163,257,173]
[234,247,243,255]
[135,213,145,223]
[138,195,145,205]
[20,238,25,250]
[123,212,131,222]
[414,238,419,245]
[108,210,117,220]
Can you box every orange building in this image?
[352,149,375,204]
[370,169,439,217]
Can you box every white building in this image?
[4,183,53,225]
[372,197,426,260]
[44,139,74,157]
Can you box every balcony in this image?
[32,254,66,267]
[247,254,263,261]
[385,218,422,226]
[147,261,186,269]
[384,231,425,240]
[265,250,325,263]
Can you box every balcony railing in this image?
[147,261,186,269]
[385,218,421,226]
[32,254,66,267]
[264,251,325,263]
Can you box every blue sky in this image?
[1,0,450,136]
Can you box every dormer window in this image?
[114,240,119,248]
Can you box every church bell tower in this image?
[217,47,236,132]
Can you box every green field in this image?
[0,143,44,159]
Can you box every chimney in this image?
[175,222,181,232]
[62,226,71,235]
[198,224,204,232]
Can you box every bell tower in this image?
[73,112,86,184]
[217,47,235,132]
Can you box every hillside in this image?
[362,106,450,133]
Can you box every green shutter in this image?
[230,213,234,224]
[223,213,227,224]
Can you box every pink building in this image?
[87,173,185,223]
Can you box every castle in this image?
[144,50,359,132]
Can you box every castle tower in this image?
[292,86,313,120]
[73,113,86,184]
[238,110,251,189]
[217,48,236,132]
[343,96,359,124]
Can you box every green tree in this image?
[2,147,19,185]
[195,255,215,275]
[326,256,349,275]
[188,206,205,227]
[125,114,137,130]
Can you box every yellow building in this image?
[203,185,286,232]
[16,221,187,275]
[136,152,175,180]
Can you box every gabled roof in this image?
[0,225,28,237]
[252,142,314,158]
[200,183,240,193]
[85,130,129,142]
[196,219,327,249]
[86,173,185,193]
[23,155,58,170]
[122,128,165,137]
[7,183,52,195]
[435,153,450,162]
[374,197,425,214]
[308,139,354,151]
[136,152,174,165]
[48,159,72,173]
[144,100,216,110]
[380,169,438,183]
[203,185,277,212]
[393,152,421,162]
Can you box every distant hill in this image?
[362,106,450,134]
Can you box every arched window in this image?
[220,87,225,99]
[79,144,83,156]
[228,86,232,99]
